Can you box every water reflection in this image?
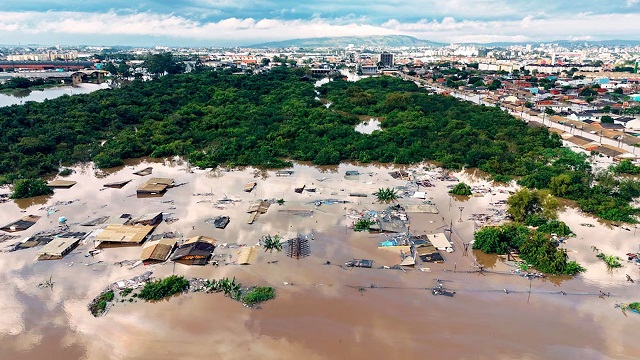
[354,118,382,134]
[0,83,109,108]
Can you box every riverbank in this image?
[1,159,639,359]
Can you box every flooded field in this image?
[1,159,639,359]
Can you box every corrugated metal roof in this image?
[38,237,80,256]
[95,224,154,244]
[140,238,176,261]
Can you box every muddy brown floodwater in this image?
[0,159,639,360]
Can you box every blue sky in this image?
[1,0,640,46]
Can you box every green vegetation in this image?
[507,188,558,223]
[628,302,640,312]
[612,159,640,175]
[374,187,399,202]
[449,182,472,196]
[58,168,73,176]
[10,178,53,199]
[354,219,373,232]
[241,286,276,305]
[138,275,189,301]
[0,67,638,222]
[204,277,242,300]
[596,253,623,268]
[119,288,133,297]
[276,198,285,205]
[262,234,283,253]
[473,223,584,275]
[88,290,115,317]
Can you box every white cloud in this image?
[0,10,639,45]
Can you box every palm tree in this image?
[374,187,399,203]
[262,234,283,253]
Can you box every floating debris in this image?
[206,216,230,229]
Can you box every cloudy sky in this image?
[1,0,640,46]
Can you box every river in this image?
[0,159,638,359]
[0,83,110,108]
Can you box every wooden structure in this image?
[286,236,310,259]
[247,200,270,224]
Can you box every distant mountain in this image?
[247,35,446,49]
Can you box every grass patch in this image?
[88,290,115,317]
[241,286,276,305]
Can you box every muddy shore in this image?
[0,159,639,360]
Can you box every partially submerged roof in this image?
[38,237,80,259]
[238,246,257,265]
[429,233,452,251]
[103,179,131,188]
[47,180,77,188]
[133,167,153,176]
[131,212,163,225]
[140,238,176,262]
[95,224,154,245]
[184,235,217,245]
[1,215,41,232]
[170,240,215,264]
[137,178,175,194]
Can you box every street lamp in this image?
[458,206,464,222]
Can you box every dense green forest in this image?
[0,67,638,221]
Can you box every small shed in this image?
[38,237,80,260]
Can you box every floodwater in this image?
[354,118,382,134]
[0,83,110,108]
[1,160,640,359]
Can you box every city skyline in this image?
[1,1,640,46]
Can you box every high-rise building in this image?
[380,52,394,68]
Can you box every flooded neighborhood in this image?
[1,158,639,359]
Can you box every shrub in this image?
[242,286,275,305]
[138,275,189,301]
[449,182,472,196]
[10,178,53,199]
[354,219,373,232]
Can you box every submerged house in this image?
[137,178,175,196]
[37,237,80,260]
[170,236,216,265]
[140,238,176,264]
[95,224,155,247]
